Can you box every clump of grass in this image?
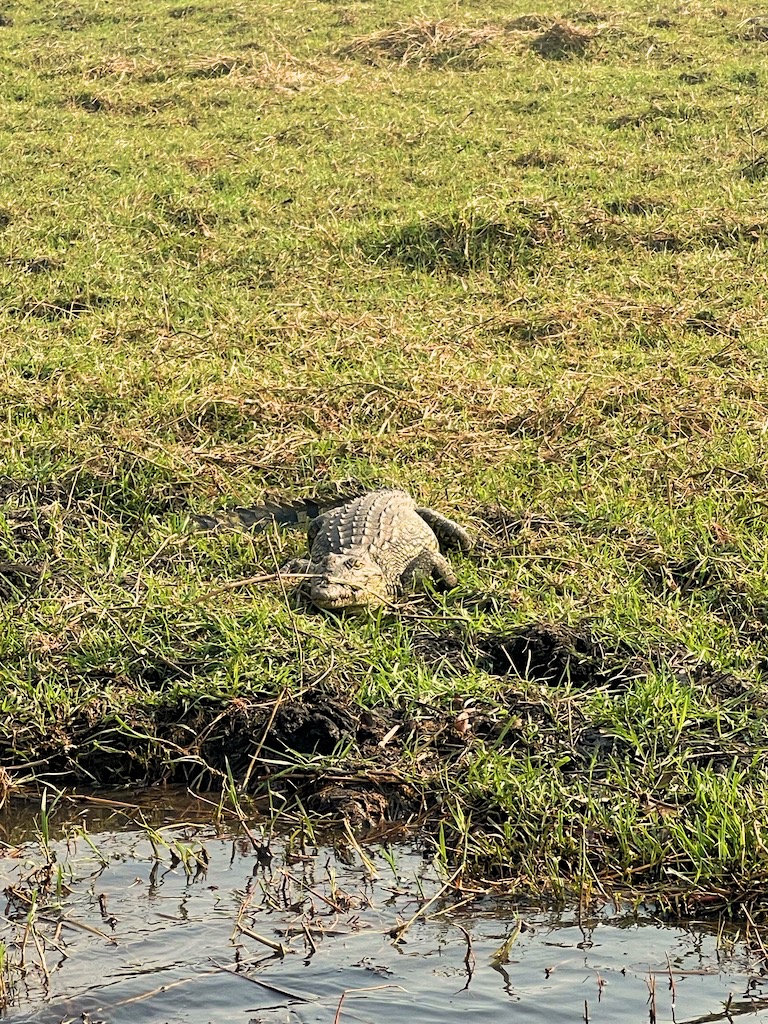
[529,20,594,59]
[340,18,503,68]
[507,14,555,31]
[85,57,166,82]
[364,207,556,275]
[737,17,768,41]
[186,54,240,79]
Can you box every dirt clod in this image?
[476,624,628,689]
[269,697,358,756]
[306,784,389,827]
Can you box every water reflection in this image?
[0,793,765,1023]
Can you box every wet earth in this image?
[0,791,766,1024]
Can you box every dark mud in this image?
[0,615,750,791]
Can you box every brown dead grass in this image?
[81,50,344,93]
[85,57,166,82]
[186,54,241,79]
[340,18,503,68]
[737,17,768,41]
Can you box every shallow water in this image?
[0,793,766,1024]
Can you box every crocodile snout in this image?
[305,554,388,611]
[309,579,357,610]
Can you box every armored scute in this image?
[283,489,471,611]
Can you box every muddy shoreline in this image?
[2,621,764,916]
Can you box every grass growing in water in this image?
[1,0,768,911]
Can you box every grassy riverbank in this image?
[2,0,768,911]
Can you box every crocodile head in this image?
[303,552,389,612]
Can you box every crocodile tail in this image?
[191,499,325,533]
[190,486,373,533]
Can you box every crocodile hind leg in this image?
[415,507,473,552]
[429,551,459,588]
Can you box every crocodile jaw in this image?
[304,553,389,612]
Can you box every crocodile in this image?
[281,488,472,611]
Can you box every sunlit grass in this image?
[1,0,768,905]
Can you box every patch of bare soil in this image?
[340,18,502,68]
[269,698,360,756]
[474,623,637,689]
[410,617,645,692]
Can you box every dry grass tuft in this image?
[186,54,241,79]
[737,16,768,41]
[181,51,346,91]
[85,51,333,91]
[85,56,165,82]
[0,766,16,808]
[246,53,348,92]
[506,14,554,31]
[341,18,503,68]
[529,20,593,59]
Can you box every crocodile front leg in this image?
[280,556,312,577]
[402,550,459,590]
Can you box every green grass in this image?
[2,0,768,910]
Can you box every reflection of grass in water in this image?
[0,795,222,1011]
[0,0,768,910]
[0,813,763,1021]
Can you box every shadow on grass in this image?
[362,210,553,275]
[9,294,114,320]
